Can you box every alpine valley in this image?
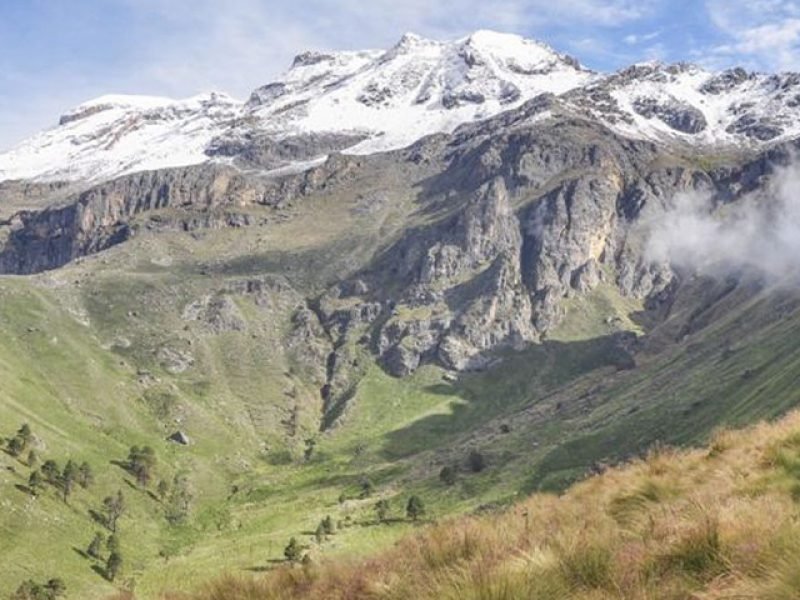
[3,30,800,599]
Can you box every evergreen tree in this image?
[314,523,325,544]
[78,461,94,489]
[87,532,104,559]
[157,479,169,502]
[375,498,390,523]
[468,449,486,473]
[284,537,302,563]
[61,460,79,503]
[303,438,316,462]
[359,477,374,498]
[27,470,43,497]
[439,465,457,486]
[41,460,60,486]
[406,495,426,521]
[17,423,33,446]
[11,580,40,600]
[106,551,122,582]
[321,515,335,535]
[7,435,25,457]
[45,578,66,598]
[10,577,65,600]
[7,423,33,458]
[127,445,156,487]
[165,473,192,525]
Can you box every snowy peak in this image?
[563,60,800,145]
[59,92,238,125]
[237,30,592,155]
[0,30,593,183]
[0,91,241,183]
[5,30,800,185]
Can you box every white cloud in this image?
[646,163,800,282]
[706,0,800,70]
[623,31,661,45]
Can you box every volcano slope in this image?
[1,104,800,598]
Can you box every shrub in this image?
[468,450,486,473]
[284,537,302,563]
[439,466,457,486]
[406,495,425,521]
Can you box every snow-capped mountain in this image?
[563,62,800,146]
[241,30,592,155]
[3,30,800,184]
[0,31,591,184]
[0,92,241,183]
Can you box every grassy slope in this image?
[2,165,800,597]
[4,265,800,598]
[180,409,800,600]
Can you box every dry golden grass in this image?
[164,411,800,600]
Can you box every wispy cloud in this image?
[646,163,800,282]
[705,0,800,71]
[623,31,661,45]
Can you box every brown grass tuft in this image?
[160,410,800,600]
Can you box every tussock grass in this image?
[171,410,800,600]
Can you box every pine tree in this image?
[284,537,302,563]
[45,578,66,598]
[321,515,335,535]
[165,473,192,525]
[127,445,156,487]
[87,532,104,559]
[375,498,389,523]
[28,470,43,497]
[44,577,67,600]
[406,495,425,521]
[61,460,79,503]
[11,580,40,600]
[375,499,390,523]
[314,523,325,544]
[106,551,122,582]
[439,465,457,486]
[468,449,486,473]
[78,461,94,489]
[157,479,169,502]
[303,438,316,462]
[41,460,60,485]
[359,477,374,498]
[7,435,24,457]
[17,423,32,446]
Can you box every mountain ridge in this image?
[7,30,800,185]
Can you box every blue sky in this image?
[2,0,800,150]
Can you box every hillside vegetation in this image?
[3,110,800,600]
[173,410,800,600]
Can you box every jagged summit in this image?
[2,29,800,184]
[0,30,592,184]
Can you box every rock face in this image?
[632,97,707,134]
[296,116,677,382]
[0,63,796,428]
[168,431,190,445]
[0,156,359,273]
